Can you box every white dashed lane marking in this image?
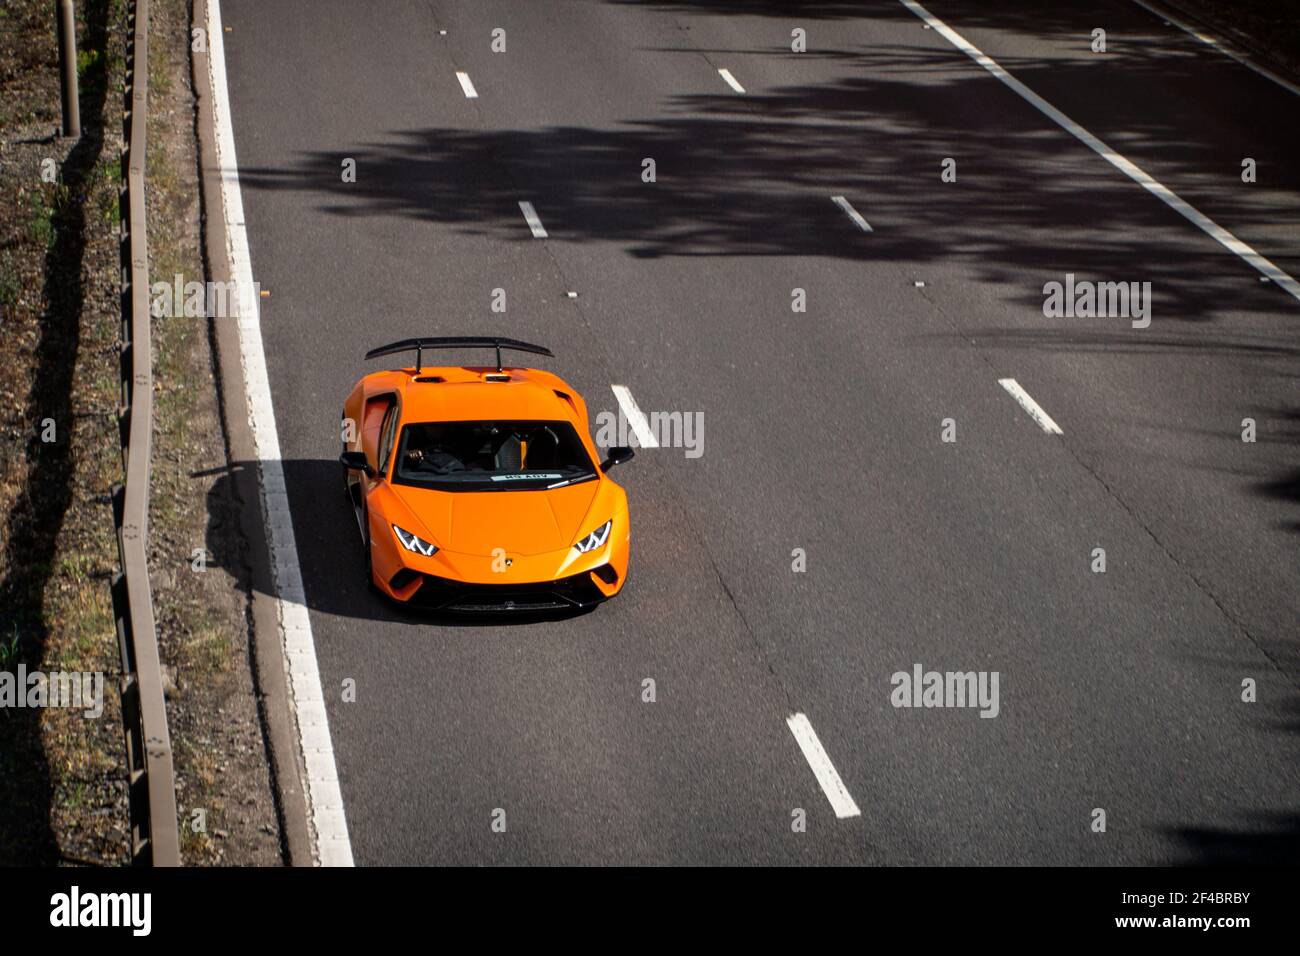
[610,385,659,448]
[718,68,746,93]
[518,201,548,238]
[999,378,1064,435]
[787,713,861,820]
[456,71,478,98]
[831,195,874,233]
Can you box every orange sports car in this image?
[339,337,634,612]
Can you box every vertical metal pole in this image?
[56,0,81,138]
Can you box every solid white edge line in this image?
[518,201,548,238]
[718,68,746,93]
[456,70,478,98]
[1128,0,1300,98]
[898,0,1300,305]
[831,195,874,233]
[610,385,660,448]
[999,378,1064,434]
[786,713,861,819]
[208,0,354,867]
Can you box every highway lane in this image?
[218,0,873,866]
[908,0,1300,681]
[434,0,1300,862]
[215,0,1300,864]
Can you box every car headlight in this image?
[393,524,438,556]
[573,519,612,554]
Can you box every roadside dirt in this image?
[0,0,281,866]
[145,0,281,866]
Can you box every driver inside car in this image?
[404,445,465,474]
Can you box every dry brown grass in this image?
[1,0,280,866]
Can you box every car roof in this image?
[372,365,586,426]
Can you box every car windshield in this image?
[392,420,596,491]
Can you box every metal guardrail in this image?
[109,0,180,867]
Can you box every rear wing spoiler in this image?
[365,336,553,373]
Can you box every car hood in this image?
[389,480,602,556]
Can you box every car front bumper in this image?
[386,566,618,612]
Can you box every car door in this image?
[350,393,398,536]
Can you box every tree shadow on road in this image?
[234,34,1297,318]
[1160,695,1300,865]
[230,33,1300,541]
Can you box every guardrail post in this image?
[56,0,81,138]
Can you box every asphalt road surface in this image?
[214,0,1300,865]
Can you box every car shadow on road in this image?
[199,458,598,628]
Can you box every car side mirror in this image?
[340,450,375,477]
[600,446,635,472]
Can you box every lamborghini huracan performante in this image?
[339,337,635,612]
